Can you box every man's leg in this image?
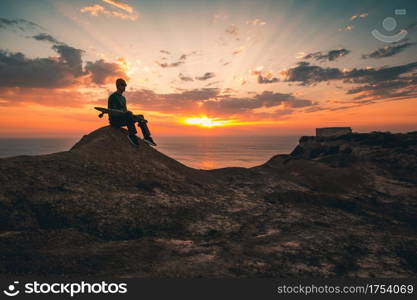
[134,114,156,146]
[111,112,139,146]
[133,115,151,138]
[124,112,138,135]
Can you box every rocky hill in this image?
[0,126,416,278]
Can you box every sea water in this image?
[0,135,300,169]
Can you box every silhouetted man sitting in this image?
[108,78,157,147]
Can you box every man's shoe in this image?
[143,136,157,146]
[127,134,140,147]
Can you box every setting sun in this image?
[182,116,234,128]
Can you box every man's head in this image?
[116,78,127,94]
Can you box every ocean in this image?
[0,135,300,169]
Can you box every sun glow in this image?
[182,116,234,128]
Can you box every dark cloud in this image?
[52,44,84,76]
[251,70,279,84]
[178,73,194,82]
[155,54,187,68]
[344,62,417,84]
[85,59,126,84]
[205,80,221,87]
[160,50,171,54]
[31,33,85,77]
[125,88,314,117]
[350,13,368,21]
[362,42,415,59]
[281,62,343,85]
[195,72,216,81]
[125,88,222,113]
[0,32,127,88]
[32,33,61,44]
[168,88,221,101]
[0,49,82,88]
[202,91,314,115]
[290,99,315,108]
[155,60,184,68]
[283,61,417,85]
[282,60,417,101]
[0,18,41,31]
[346,73,417,100]
[255,91,313,107]
[257,74,279,84]
[303,48,350,62]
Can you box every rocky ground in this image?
[0,126,416,278]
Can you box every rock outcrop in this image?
[0,126,416,278]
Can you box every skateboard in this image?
[94,107,153,143]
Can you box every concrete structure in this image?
[316,127,352,137]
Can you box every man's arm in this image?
[106,108,127,116]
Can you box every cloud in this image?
[338,25,353,32]
[202,91,314,116]
[32,33,61,44]
[102,0,133,13]
[52,44,85,76]
[346,74,417,100]
[282,61,417,85]
[281,62,344,85]
[205,80,221,87]
[257,74,279,84]
[251,69,279,84]
[0,33,127,88]
[155,60,184,68]
[258,75,278,84]
[80,2,138,21]
[362,42,416,59]
[338,13,367,32]
[232,46,246,55]
[81,5,108,16]
[125,88,222,114]
[281,60,417,101]
[0,18,42,31]
[350,13,368,21]
[0,49,83,88]
[124,87,315,118]
[303,48,350,62]
[344,62,417,84]
[179,73,194,82]
[255,91,313,108]
[85,59,126,84]
[160,50,171,54]
[155,53,188,68]
[195,72,216,81]
[30,33,125,84]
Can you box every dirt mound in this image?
[0,127,416,278]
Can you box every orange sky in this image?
[0,0,416,137]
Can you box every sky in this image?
[0,0,416,137]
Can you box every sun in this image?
[182,116,234,128]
